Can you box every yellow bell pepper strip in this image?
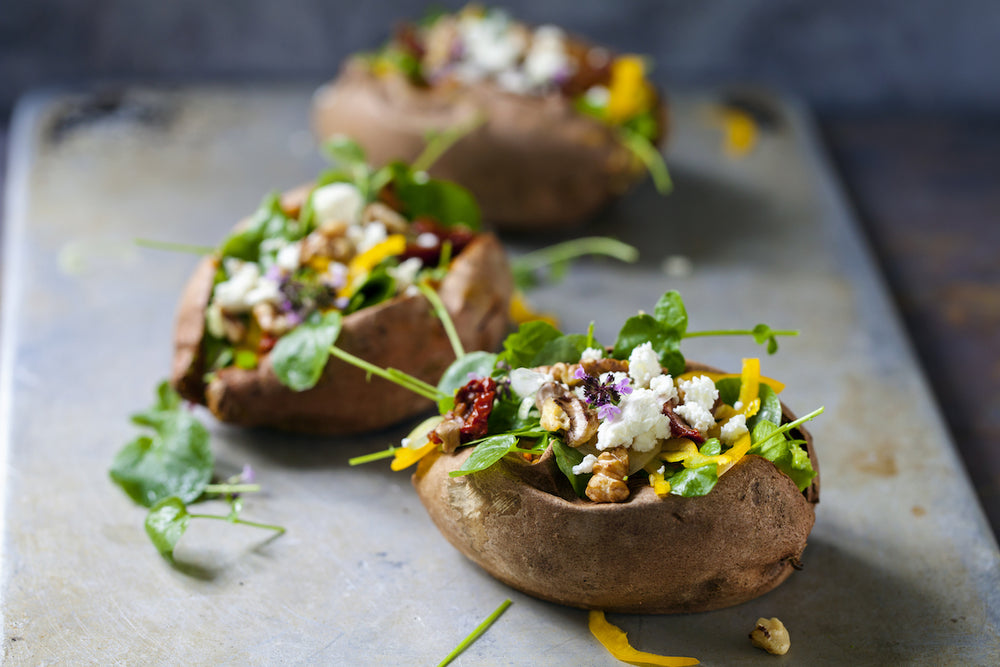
[509,290,559,327]
[716,432,752,476]
[720,108,758,158]
[338,234,407,297]
[649,470,671,497]
[391,441,437,471]
[589,611,699,667]
[606,56,654,124]
[675,370,785,395]
[737,357,761,409]
[660,440,719,469]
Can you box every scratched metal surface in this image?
[1,87,998,665]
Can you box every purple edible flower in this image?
[574,366,587,381]
[240,464,256,484]
[598,403,622,421]
[614,377,633,396]
[265,265,283,281]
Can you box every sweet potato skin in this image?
[412,365,819,614]
[312,62,668,230]
[170,228,512,434]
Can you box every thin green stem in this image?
[437,599,512,667]
[203,483,261,494]
[412,114,487,173]
[617,127,673,194]
[188,513,286,534]
[683,329,799,338]
[349,446,399,466]
[418,281,465,360]
[512,237,639,274]
[328,345,446,402]
[135,238,215,255]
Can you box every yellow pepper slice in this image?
[720,108,758,158]
[649,470,671,497]
[737,358,761,409]
[589,611,699,666]
[716,432,752,476]
[675,370,785,395]
[390,441,437,471]
[339,234,407,297]
[607,56,654,124]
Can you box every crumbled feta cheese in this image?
[415,232,440,248]
[628,342,662,389]
[244,276,282,306]
[572,453,598,475]
[205,302,225,339]
[276,241,301,272]
[213,261,282,312]
[584,85,610,108]
[458,12,525,74]
[734,400,744,411]
[580,347,604,363]
[523,25,571,86]
[389,257,423,290]
[496,69,530,94]
[322,261,349,289]
[720,414,749,445]
[676,375,719,434]
[347,221,388,254]
[596,387,673,453]
[312,182,363,226]
[510,368,551,399]
[649,374,678,403]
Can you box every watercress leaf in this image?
[487,397,539,433]
[747,384,782,429]
[752,323,780,354]
[531,334,590,366]
[155,380,182,411]
[219,193,288,261]
[497,321,564,370]
[389,162,482,230]
[653,290,688,337]
[668,464,718,497]
[551,436,590,498]
[270,311,343,391]
[111,386,213,507]
[612,314,685,375]
[438,351,498,396]
[343,266,396,314]
[715,377,741,406]
[449,435,519,477]
[322,136,368,169]
[145,497,191,559]
[749,420,816,491]
[699,438,722,456]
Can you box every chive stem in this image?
[617,127,673,194]
[329,345,446,402]
[203,483,261,494]
[188,513,286,534]
[512,237,639,274]
[418,281,465,360]
[411,114,487,173]
[348,446,399,466]
[683,329,799,338]
[437,599,512,667]
[135,238,215,255]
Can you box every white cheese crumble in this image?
[580,347,604,362]
[388,257,423,290]
[720,414,749,445]
[572,453,598,475]
[348,221,388,254]
[312,182,363,226]
[523,25,571,87]
[212,261,282,312]
[322,261,349,289]
[584,85,610,108]
[458,11,525,76]
[415,232,440,248]
[509,368,551,399]
[275,241,302,272]
[596,386,673,453]
[676,375,719,434]
[628,342,662,389]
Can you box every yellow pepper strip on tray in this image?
[720,108,758,158]
[606,56,654,124]
[339,234,407,297]
[675,370,785,395]
[589,611,699,667]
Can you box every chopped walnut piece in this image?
[362,202,409,234]
[300,220,353,264]
[540,397,571,433]
[750,617,790,655]
[220,313,247,344]
[585,447,630,503]
[252,303,295,337]
[580,357,629,377]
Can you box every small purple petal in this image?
[614,378,633,395]
[334,296,350,310]
[286,310,304,326]
[265,265,282,281]
[466,372,483,382]
[598,404,622,421]
[240,464,256,484]
[574,366,587,380]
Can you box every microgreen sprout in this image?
[511,237,639,291]
[411,113,487,174]
[437,598,512,667]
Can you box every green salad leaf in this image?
[749,419,817,491]
[438,351,497,397]
[109,382,213,507]
[496,321,563,369]
[388,162,481,230]
[145,497,191,558]
[748,383,782,429]
[450,434,520,477]
[551,436,591,498]
[219,193,298,261]
[666,464,718,497]
[271,311,343,391]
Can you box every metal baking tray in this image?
[2,86,998,664]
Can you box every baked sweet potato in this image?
[312,7,668,229]
[171,167,512,434]
[412,386,819,613]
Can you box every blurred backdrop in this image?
[2,0,1000,118]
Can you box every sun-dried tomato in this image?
[258,334,278,354]
[662,401,705,443]
[454,377,497,442]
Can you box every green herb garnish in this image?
[437,599,512,667]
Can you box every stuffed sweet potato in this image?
[312,5,669,229]
[171,146,512,434]
[351,290,821,612]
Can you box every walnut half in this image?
[750,617,790,655]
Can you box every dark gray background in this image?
[2,0,1000,118]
